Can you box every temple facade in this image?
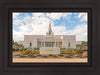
[20,21,76,49]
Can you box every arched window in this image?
[29,43,32,47]
[68,42,70,47]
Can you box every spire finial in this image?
[48,19,52,32]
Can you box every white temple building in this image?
[18,21,76,49]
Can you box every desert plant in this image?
[76,49,83,54]
[84,55,88,58]
[58,54,63,57]
[60,51,65,54]
[19,55,26,58]
[76,54,82,58]
[28,52,33,55]
[15,48,19,51]
[21,50,31,55]
[65,55,72,58]
[12,48,15,51]
[35,51,40,54]
[42,55,48,58]
[37,54,41,56]
[48,54,53,56]
[52,55,58,58]
[19,48,23,52]
[65,54,73,58]
[28,54,36,58]
[15,54,20,56]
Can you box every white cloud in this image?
[13,12,87,42]
[46,13,72,20]
[67,24,87,41]
[13,13,20,19]
[77,13,87,22]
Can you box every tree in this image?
[13,40,24,49]
[82,41,87,46]
[80,41,88,49]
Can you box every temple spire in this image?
[48,19,52,32]
[46,19,54,36]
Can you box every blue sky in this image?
[13,12,87,42]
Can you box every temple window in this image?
[29,43,32,47]
[68,42,70,47]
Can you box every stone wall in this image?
[40,47,60,54]
[62,35,76,48]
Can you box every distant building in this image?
[18,21,76,49]
[76,41,82,45]
[18,41,24,45]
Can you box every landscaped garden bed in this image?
[13,48,88,58]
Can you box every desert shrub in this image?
[19,55,26,58]
[48,54,53,56]
[65,51,71,54]
[52,55,58,58]
[76,54,82,58]
[84,55,88,58]
[12,48,15,51]
[19,48,23,52]
[28,54,36,58]
[24,48,27,50]
[35,51,40,54]
[37,54,41,56]
[21,50,31,55]
[76,49,84,54]
[15,48,19,51]
[65,54,72,58]
[65,56,71,58]
[69,52,75,55]
[42,55,48,58]
[15,54,20,56]
[29,55,36,58]
[82,49,87,52]
[28,52,33,55]
[60,51,65,54]
[58,54,63,57]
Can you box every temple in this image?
[19,21,76,49]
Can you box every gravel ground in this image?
[12,51,88,63]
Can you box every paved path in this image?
[13,58,87,63]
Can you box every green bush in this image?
[19,55,26,58]
[42,55,48,58]
[48,54,53,56]
[15,54,20,56]
[65,56,71,58]
[52,55,58,58]
[60,51,65,54]
[58,54,63,57]
[76,54,82,58]
[21,50,31,55]
[19,48,23,52]
[35,51,40,54]
[15,48,19,51]
[82,49,87,52]
[76,49,83,54]
[24,48,27,50]
[37,54,41,56]
[13,48,15,51]
[28,54,36,58]
[84,55,88,58]
[65,54,73,58]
